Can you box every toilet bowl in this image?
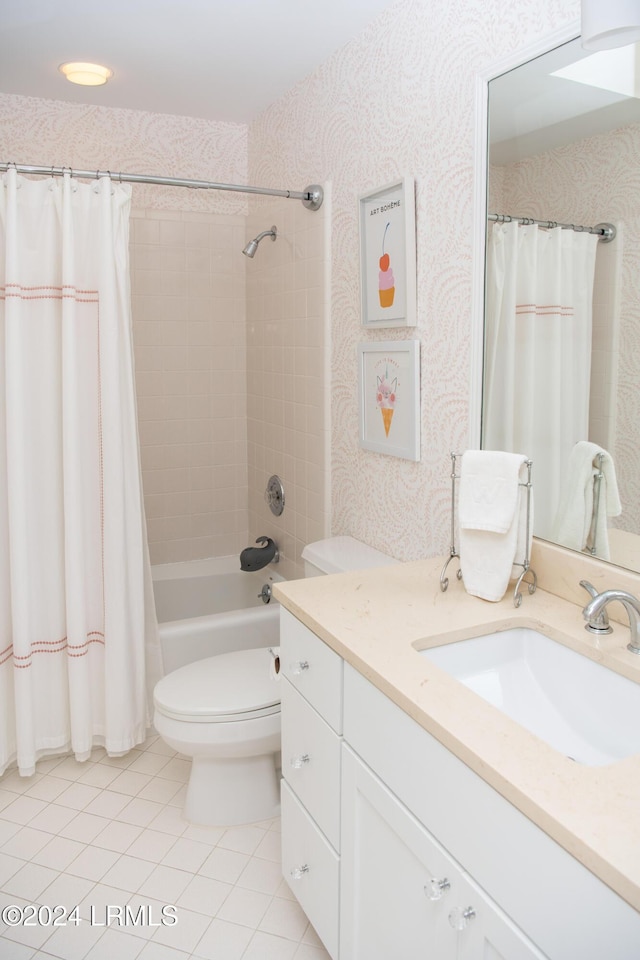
[153,537,397,827]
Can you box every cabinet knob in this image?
[448,906,476,930]
[290,754,311,769]
[290,660,310,675]
[290,864,310,880]
[425,877,451,901]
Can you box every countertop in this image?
[273,553,640,913]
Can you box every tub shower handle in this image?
[290,753,311,769]
[290,660,309,675]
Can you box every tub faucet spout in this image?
[240,537,279,572]
[582,588,640,654]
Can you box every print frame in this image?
[358,340,420,461]
[359,176,416,328]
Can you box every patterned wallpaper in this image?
[248,0,578,562]
[490,122,640,537]
[0,94,248,214]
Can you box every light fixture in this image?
[59,62,113,86]
[581,0,640,50]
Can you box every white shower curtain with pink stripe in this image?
[483,220,599,541]
[0,169,157,776]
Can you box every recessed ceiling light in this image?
[59,62,113,86]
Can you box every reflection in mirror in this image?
[482,36,640,573]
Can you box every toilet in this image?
[153,536,397,827]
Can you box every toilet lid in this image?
[153,648,280,722]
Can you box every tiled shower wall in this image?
[245,196,330,581]
[131,209,249,564]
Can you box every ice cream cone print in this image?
[382,407,394,437]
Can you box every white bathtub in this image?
[152,557,283,674]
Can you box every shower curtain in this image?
[0,169,158,776]
[483,220,599,541]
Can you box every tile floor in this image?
[0,735,330,960]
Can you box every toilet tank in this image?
[302,536,398,577]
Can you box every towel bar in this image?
[439,452,537,608]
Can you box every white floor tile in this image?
[119,798,167,829]
[199,847,249,885]
[216,887,271,929]
[66,845,121,882]
[1,795,48,825]
[217,826,266,857]
[100,854,157,893]
[56,782,102,811]
[108,770,154,797]
[37,918,106,960]
[92,820,143,853]
[176,874,232,916]
[84,926,146,959]
[137,864,192,903]
[77,763,122,790]
[39,871,97,909]
[161,838,211,873]
[236,856,284,895]
[138,942,191,960]
[127,752,173,777]
[59,812,111,844]
[27,802,78,835]
[31,835,86,870]
[259,897,309,941]
[192,918,252,960]
[0,852,27,885]
[0,736,315,960]
[23,775,70,803]
[1,826,53,860]
[0,938,37,959]
[83,789,132,819]
[292,944,331,960]
[151,905,211,954]
[242,930,297,960]
[127,829,179,864]
[138,778,184,805]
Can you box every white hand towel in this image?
[551,441,621,560]
[458,450,530,602]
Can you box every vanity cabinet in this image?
[279,609,640,960]
[280,609,343,959]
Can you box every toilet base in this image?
[185,752,281,827]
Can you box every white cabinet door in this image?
[341,745,457,960]
[341,746,547,960]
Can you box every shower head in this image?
[242,225,277,258]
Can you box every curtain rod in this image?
[0,162,324,211]
[489,212,615,243]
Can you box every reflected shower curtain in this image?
[483,221,599,540]
[0,169,158,776]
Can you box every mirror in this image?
[482,31,640,573]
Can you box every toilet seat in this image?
[153,648,280,723]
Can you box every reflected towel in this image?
[551,441,621,560]
[459,450,532,602]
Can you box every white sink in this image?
[420,628,640,765]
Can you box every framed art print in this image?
[359,176,416,328]
[358,340,420,461]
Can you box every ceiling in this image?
[0,0,394,123]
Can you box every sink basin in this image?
[420,628,640,765]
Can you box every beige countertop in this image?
[273,550,640,913]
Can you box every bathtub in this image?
[152,557,283,674]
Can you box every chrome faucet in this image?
[581,582,640,654]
